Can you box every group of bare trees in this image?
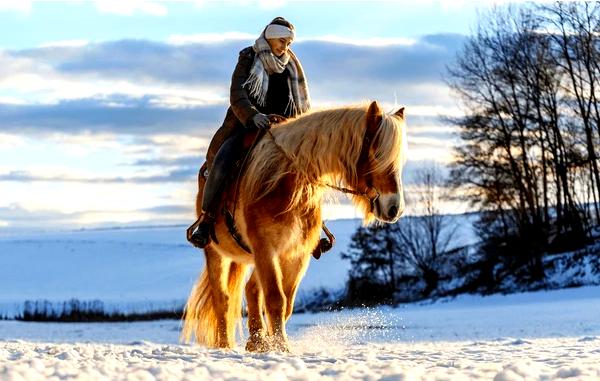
[343,2,600,302]
[447,2,600,282]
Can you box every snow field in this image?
[0,221,361,319]
[1,222,599,380]
[1,336,599,380]
[1,286,600,380]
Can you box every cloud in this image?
[0,204,80,224]
[0,34,465,137]
[0,0,32,13]
[0,0,171,16]
[0,133,25,148]
[300,35,418,47]
[0,168,197,184]
[38,40,90,48]
[8,34,465,93]
[129,155,205,168]
[295,34,466,104]
[0,203,190,229]
[143,204,190,214]
[1,44,231,105]
[93,0,168,16]
[168,32,255,45]
[0,96,225,136]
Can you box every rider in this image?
[190,17,311,248]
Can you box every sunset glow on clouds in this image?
[0,1,490,230]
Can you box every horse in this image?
[181,101,407,352]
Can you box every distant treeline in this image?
[342,212,600,305]
[2,299,182,322]
[2,296,347,322]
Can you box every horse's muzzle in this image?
[376,193,404,222]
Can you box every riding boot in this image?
[189,214,216,249]
[189,131,244,248]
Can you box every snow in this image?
[2,337,598,381]
[2,218,599,379]
[1,285,600,380]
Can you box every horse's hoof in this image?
[245,336,269,352]
[271,340,290,353]
[264,336,290,353]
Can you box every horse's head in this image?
[354,101,407,224]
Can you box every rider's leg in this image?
[190,130,245,248]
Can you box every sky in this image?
[0,0,499,230]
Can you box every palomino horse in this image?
[182,101,407,352]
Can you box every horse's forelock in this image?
[371,112,407,175]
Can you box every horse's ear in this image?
[366,101,383,134]
[394,107,405,119]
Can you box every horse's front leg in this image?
[280,253,311,323]
[244,270,268,352]
[205,247,233,348]
[254,253,289,352]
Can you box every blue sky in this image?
[0,0,498,230]
[1,1,480,49]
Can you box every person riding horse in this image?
[189,17,311,248]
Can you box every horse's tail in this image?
[181,261,247,348]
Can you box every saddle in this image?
[194,115,335,260]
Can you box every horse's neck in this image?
[282,122,358,185]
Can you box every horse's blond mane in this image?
[242,103,407,219]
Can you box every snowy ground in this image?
[3,219,597,379]
[1,286,599,380]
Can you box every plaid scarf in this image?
[243,33,310,116]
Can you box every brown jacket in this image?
[206,47,259,164]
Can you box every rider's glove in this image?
[252,113,271,129]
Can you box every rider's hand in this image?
[252,113,271,129]
[268,114,287,124]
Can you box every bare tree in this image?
[542,2,600,223]
[341,222,401,304]
[446,4,597,285]
[394,165,459,296]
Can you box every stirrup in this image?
[311,238,333,260]
[311,223,335,260]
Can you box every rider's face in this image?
[267,37,292,57]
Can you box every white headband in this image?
[264,24,295,40]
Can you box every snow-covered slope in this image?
[0,219,373,318]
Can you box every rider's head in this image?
[264,17,295,57]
